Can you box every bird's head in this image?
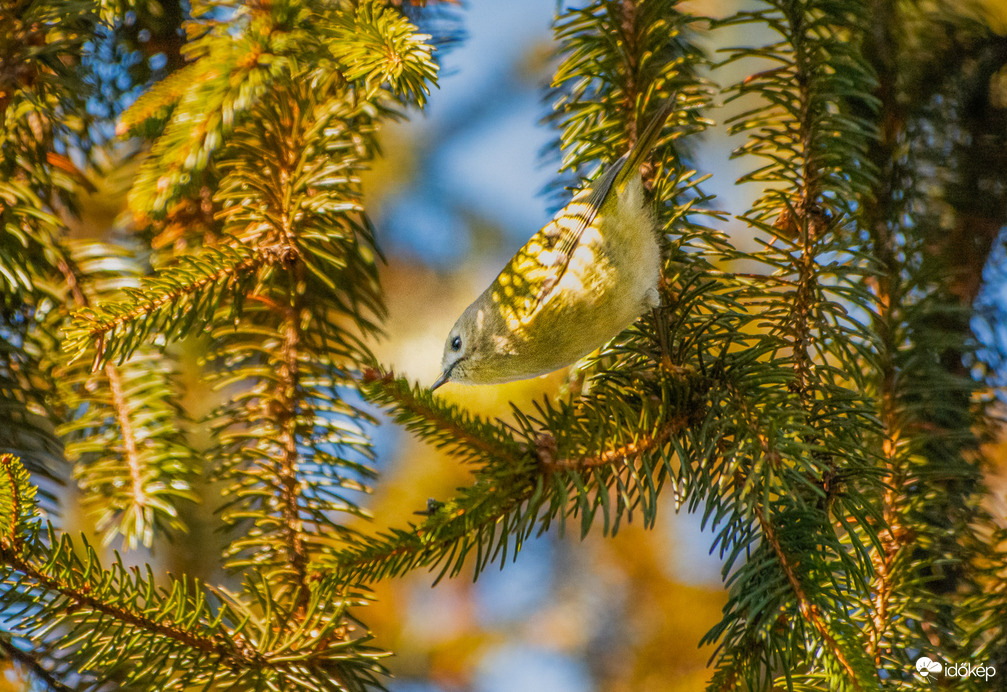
[432,299,518,389]
[433,302,485,389]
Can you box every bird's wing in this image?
[489,100,676,328]
[487,163,623,330]
[549,156,626,281]
[488,191,603,330]
[526,99,676,314]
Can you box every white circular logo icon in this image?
[916,656,943,678]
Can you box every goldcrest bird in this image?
[432,101,674,389]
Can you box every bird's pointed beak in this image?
[430,370,450,391]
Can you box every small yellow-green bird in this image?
[432,101,674,389]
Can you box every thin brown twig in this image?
[104,364,147,512]
[276,297,310,613]
[861,1,912,665]
[0,636,73,692]
[757,507,863,688]
[723,380,864,686]
[0,548,251,665]
[56,256,147,523]
[542,421,680,472]
[261,93,312,615]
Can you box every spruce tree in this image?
[1,0,1005,690]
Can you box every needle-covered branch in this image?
[203,77,390,600]
[0,455,386,690]
[123,0,438,218]
[339,366,709,584]
[856,2,1007,678]
[1,0,444,687]
[64,241,267,369]
[55,243,199,549]
[705,1,885,687]
[0,0,98,485]
[361,368,528,466]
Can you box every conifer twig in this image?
[362,368,525,464]
[860,3,913,666]
[58,256,149,515]
[0,636,72,692]
[88,254,260,346]
[617,0,641,145]
[0,548,253,665]
[541,422,681,471]
[756,506,862,688]
[335,416,683,582]
[349,369,695,582]
[65,243,268,369]
[277,299,310,611]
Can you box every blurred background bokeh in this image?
[7,1,1007,690]
[357,3,730,689]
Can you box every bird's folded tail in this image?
[613,96,677,192]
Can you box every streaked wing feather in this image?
[496,99,676,324]
[527,154,627,311]
[553,155,626,265]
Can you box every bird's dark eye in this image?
[450,336,462,351]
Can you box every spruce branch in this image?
[330,459,541,586]
[59,347,200,547]
[123,0,437,218]
[0,455,384,689]
[706,3,887,685]
[53,245,199,548]
[701,370,880,687]
[117,60,214,138]
[0,455,245,668]
[329,0,438,107]
[547,0,712,203]
[539,418,680,472]
[342,371,541,583]
[361,368,526,466]
[340,370,704,583]
[64,241,267,369]
[202,75,387,624]
[3,548,250,664]
[860,0,909,667]
[0,0,95,480]
[276,293,311,610]
[853,2,1007,675]
[615,0,643,144]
